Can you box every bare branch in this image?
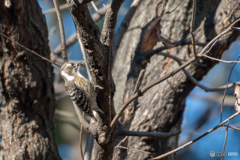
[90,1,104,21]
[202,54,240,63]
[223,124,240,131]
[190,0,198,58]
[152,112,240,160]
[72,102,92,134]
[115,116,147,148]
[0,32,61,67]
[77,33,92,82]
[100,0,124,125]
[146,39,208,56]
[220,56,240,122]
[163,0,184,15]
[116,129,181,138]
[80,112,85,160]
[133,69,145,94]
[52,0,68,62]
[155,52,240,92]
[51,4,110,63]
[221,120,229,160]
[106,18,240,142]
[51,32,76,62]
[101,0,124,49]
[43,3,68,14]
[113,0,142,55]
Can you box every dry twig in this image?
[220,56,240,122]
[52,0,68,62]
[152,111,240,159]
[221,120,229,160]
[0,32,61,67]
[190,0,197,58]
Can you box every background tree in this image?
[0,0,240,160]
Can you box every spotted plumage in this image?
[60,62,103,121]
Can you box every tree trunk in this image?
[0,1,61,160]
[112,0,240,159]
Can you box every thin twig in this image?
[163,0,184,15]
[0,32,61,67]
[80,112,85,160]
[54,116,80,130]
[77,33,92,82]
[105,18,240,143]
[49,27,57,42]
[115,116,147,148]
[152,111,240,160]
[156,52,240,92]
[220,56,240,122]
[202,54,240,63]
[133,69,146,94]
[52,0,68,62]
[221,120,229,160]
[43,3,68,14]
[223,124,240,131]
[51,3,110,63]
[90,1,104,22]
[190,0,198,58]
[72,102,92,134]
[116,146,152,155]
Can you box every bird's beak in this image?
[77,62,84,67]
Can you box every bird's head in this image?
[60,62,83,81]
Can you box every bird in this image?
[60,62,104,121]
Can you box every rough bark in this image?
[112,0,240,159]
[0,1,61,160]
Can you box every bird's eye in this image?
[71,63,74,67]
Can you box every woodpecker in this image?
[60,62,104,121]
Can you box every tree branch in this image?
[52,0,68,62]
[43,3,68,14]
[106,18,240,142]
[221,120,229,160]
[101,0,125,47]
[77,33,92,82]
[152,111,240,160]
[220,56,240,122]
[0,32,61,67]
[72,102,93,134]
[116,129,181,138]
[190,0,197,58]
[51,3,110,63]
[202,54,240,63]
[80,112,85,160]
